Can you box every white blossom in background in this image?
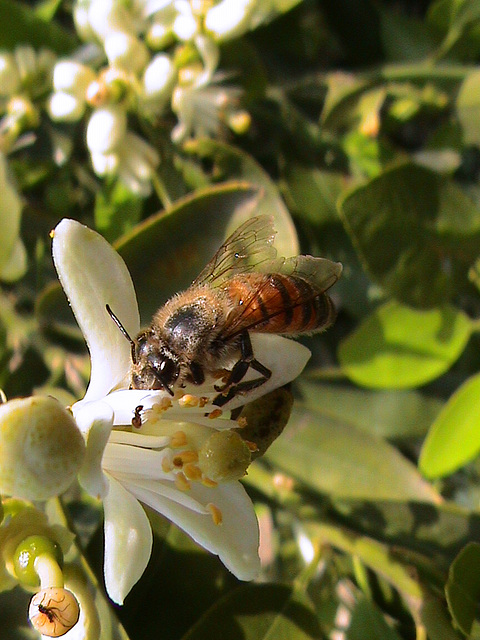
[52,218,310,604]
[0,153,27,282]
[48,60,97,122]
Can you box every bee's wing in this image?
[264,255,343,292]
[192,216,278,288]
[221,255,343,339]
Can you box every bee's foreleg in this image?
[213,331,271,406]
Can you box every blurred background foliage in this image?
[2,0,480,638]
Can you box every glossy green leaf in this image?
[420,372,480,478]
[182,583,323,640]
[183,139,299,256]
[283,163,345,226]
[0,0,75,53]
[298,381,442,438]
[339,163,480,307]
[445,543,480,637]
[265,404,440,501]
[457,69,480,146]
[338,301,472,389]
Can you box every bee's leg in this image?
[213,331,271,406]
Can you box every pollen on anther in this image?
[178,394,200,407]
[171,430,188,448]
[236,416,248,428]
[208,409,223,420]
[207,503,223,525]
[202,476,218,488]
[245,440,258,452]
[175,472,191,491]
[162,457,173,473]
[183,463,203,481]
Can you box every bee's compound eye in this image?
[159,357,179,384]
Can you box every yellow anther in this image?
[207,409,222,420]
[236,416,248,428]
[199,397,209,408]
[175,472,191,491]
[178,394,200,408]
[170,430,188,448]
[183,463,203,481]
[244,440,258,452]
[161,457,173,474]
[173,450,199,468]
[202,477,218,488]
[207,503,223,526]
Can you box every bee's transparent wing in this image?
[192,216,278,288]
[266,255,343,292]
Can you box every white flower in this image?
[140,53,177,114]
[90,130,160,196]
[104,32,150,74]
[86,104,128,154]
[52,217,310,604]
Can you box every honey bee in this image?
[107,216,342,406]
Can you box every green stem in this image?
[152,172,172,209]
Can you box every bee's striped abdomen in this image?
[226,273,336,336]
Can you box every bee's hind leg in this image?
[213,331,271,406]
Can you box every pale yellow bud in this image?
[0,397,85,501]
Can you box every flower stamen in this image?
[206,503,223,526]
[170,430,188,448]
[175,472,191,491]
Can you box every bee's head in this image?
[133,333,180,395]
[106,304,179,395]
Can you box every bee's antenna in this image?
[106,304,137,364]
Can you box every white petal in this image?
[53,61,96,96]
[75,400,113,499]
[52,219,140,402]
[103,474,153,604]
[126,478,260,580]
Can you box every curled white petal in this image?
[52,218,140,402]
[127,477,260,580]
[103,474,153,604]
[75,400,113,499]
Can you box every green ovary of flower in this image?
[13,535,63,587]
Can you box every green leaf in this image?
[339,163,480,307]
[338,301,472,389]
[445,543,480,637]
[94,181,143,243]
[346,595,403,640]
[183,139,299,256]
[182,583,323,640]
[457,69,480,146]
[0,0,76,53]
[298,381,442,439]
[265,404,439,501]
[420,372,480,478]
[283,163,345,226]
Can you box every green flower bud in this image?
[13,535,63,587]
[0,396,85,501]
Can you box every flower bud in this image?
[0,397,85,501]
[29,587,80,637]
[205,0,257,41]
[86,105,127,154]
[48,92,86,122]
